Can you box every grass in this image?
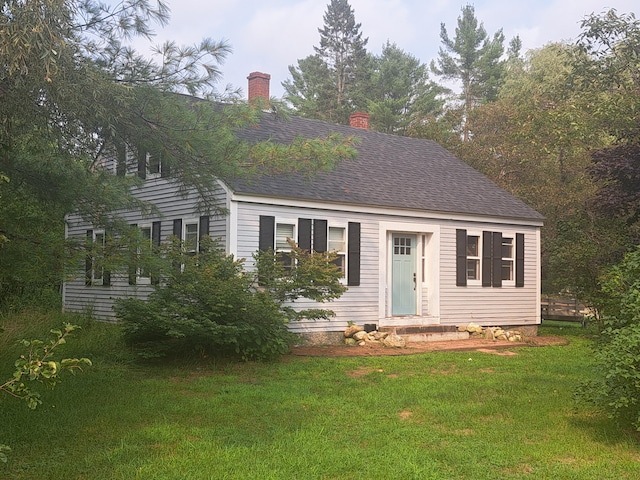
[1,311,639,479]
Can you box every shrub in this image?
[253,240,347,321]
[576,323,640,429]
[117,238,293,361]
[594,245,640,332]
[117,238,346,361]
[117,237,346,361]
[576,246,640,429]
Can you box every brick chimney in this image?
[247,71,270,103]
[349,112,370,130]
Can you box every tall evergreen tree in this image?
[283,0,372,124]
[430,4,507,141]
[368,42,445,134]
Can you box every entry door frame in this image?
[391,233,418,316]
[378,221,441,325]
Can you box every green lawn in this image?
[1,311,639,479]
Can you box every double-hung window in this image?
[137,225,153,285]
[501,236,515,284]
[259,216,361,287]
[275,222,295,270]
[456,229,524,288]
[147,152,162,179]
[172,216,209,256]
[137,147,168,180]
[86,229,109,286]
[184,220,200,254]
[129,221,161,286]
[92,230,105,285]
[329,226,346,278]
[465,234,481,283]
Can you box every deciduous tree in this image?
[448,43,614,297]
[574,10,640,239]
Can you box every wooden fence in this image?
[541,297,589,327]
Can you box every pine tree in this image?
[0,0,356,305]
[283,0,372,124]
[431,4,506,141]
[368,42,446,134]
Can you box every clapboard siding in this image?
[232,200,541,331]
[234,202,380,332]
[439,223,540,326]
[63,179,229,319]
[65,187,542,330]
[67,121,543,334]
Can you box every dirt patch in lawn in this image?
[288,335,568,357]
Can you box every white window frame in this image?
[501,234,515,286]
[136,224,153,285]
[91,229,106,286]
[183,218,200,254]
[328,225,347,280]
[146,151,162,179]
[275,221,296,270]
[465,231,482,286]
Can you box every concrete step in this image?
[379,325,469,343]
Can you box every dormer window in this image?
[137,147,169,180]
[147,152,162,178]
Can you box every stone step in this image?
[379,325,459,335]
[379,325,469,343]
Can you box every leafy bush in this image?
[594,245,640,332]
[253,240,347,321]
[116,239,289,360]
[117,238,345,361]
[576,323,640,429]
[576,246,640,429]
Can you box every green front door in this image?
[392,234,417,316]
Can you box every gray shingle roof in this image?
[231,112,544,222]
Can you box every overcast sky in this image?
[127,0,638,98]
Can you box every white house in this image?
[63,72,544,339]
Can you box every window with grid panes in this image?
[328,226,346,277]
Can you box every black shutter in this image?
[173,219,182,239]
[199,215,210,252]
[128,224,137,286]
[103,231,111,286]
[347,222,361,286]
[85,229,93,286]
[314,219,328,253]
[456,229,467,287]
[152,221,161,247]
[482,231,493,287]
[151,221,161,285]
[516,233,525,287]
[137,147,146,180]
[298,218,312,251]
[492,231,502,288]
[172,219,183,270]
[116,143,127,176]
[259,216,275,251]
[161,155,170,178]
